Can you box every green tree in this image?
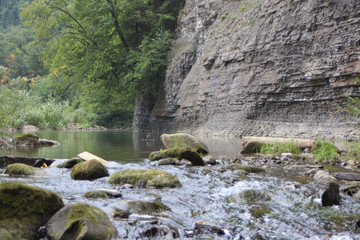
[20,0,184,124]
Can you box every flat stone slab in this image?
[78,151,108,165]
[334,172,360,181]
[0,156,55,168]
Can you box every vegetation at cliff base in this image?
[0,0,185,132]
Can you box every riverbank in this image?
[0,132,360,239]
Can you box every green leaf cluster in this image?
[19,0,185,123]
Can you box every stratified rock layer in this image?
[136,0,360,139]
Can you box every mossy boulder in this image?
[115,200,169,218]
[160,133,209,154]
[149,147,205,166]
[46,202,117,240]
[70,159,109,180]
[5,163,35,176]
[0,182,64,240]
[57,157,84,169]
[13,133,40,146]
[109,169,182,188]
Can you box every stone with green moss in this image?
[115,200,169,217]
[237,189,271,204]
[149,147,205,166]
[70,159,109,180]
[13,133,39,146]
[149,150,169,161]
[109,169,182,188]
[46,202,117,240]
[158,158,179,165]
[84,189,122,199]
[57,157,84,169]
[160,133,209,154]
[5,163,35,176]
[250,205,272,218]
[0,182,64,240]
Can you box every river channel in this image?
[1,131,359,240]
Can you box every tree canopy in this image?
[20,0,184,116]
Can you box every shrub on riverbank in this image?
[0,88,71,130]
[312,140,339,164]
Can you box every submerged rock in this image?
[321,182,341,207]
[0,182,64,240]
[160,133,209,154]
[5,163,35,176]
[46,202,117,240]
[237,189,271,204]
[70,159,109,180]
[109,169,182,188]
[221,164,265,173]
[115,200,169,216]
[57,157,84,168]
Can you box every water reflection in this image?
[0,131,242,163]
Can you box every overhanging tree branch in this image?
[106,0,129,50]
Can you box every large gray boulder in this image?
[0,182,64,240]
[160,133,209,154]
[46,202,117,240]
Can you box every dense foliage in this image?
[0,0,185,131]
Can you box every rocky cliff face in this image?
[136,0,360,139]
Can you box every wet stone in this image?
[321,182,341,207]
[334,172,360,181]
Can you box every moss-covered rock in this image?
[115,200,169,217]
[57,157,84,169]
[160,133,209,154]
[70,160,109,180]
[158,158,179,165]
[5,163,35,176]
[13,133,39,146]
[250,205,272,218]
[0,182,64,240]
[46,202,117,240]
[149,150,169,161]
[222,164,265,173]
[149,147,205,166]
[84,189,122,199]
[109,169,182,188]
[237,189,271,204]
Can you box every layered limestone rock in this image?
[135,0,360,139]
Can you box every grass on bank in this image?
[259,139,346,164]
[260,140,302,155]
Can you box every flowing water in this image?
[1,131,359,240]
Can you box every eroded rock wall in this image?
[143,0,360,139]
